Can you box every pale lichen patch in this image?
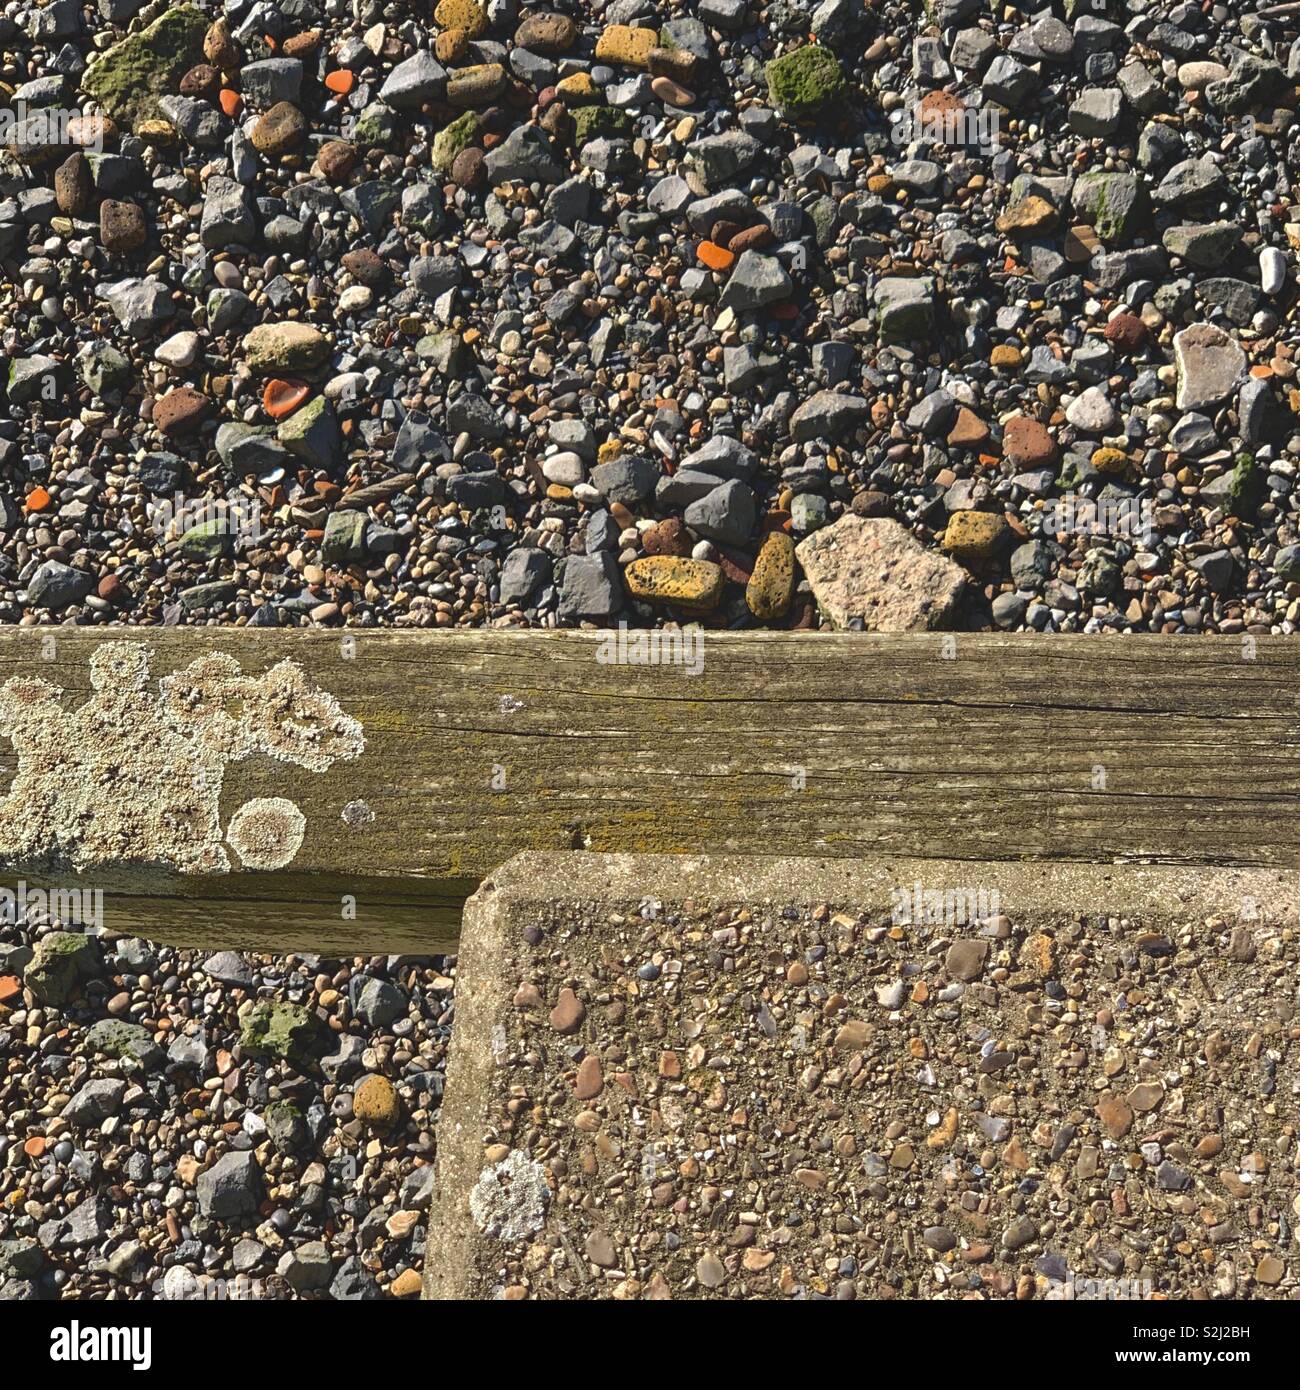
[0,641,364,874]
[469,1149,550,1242]
[227,797,307,870]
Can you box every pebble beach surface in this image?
[0,920,454,1300]
[0,0,1299,633]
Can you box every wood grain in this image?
[0,629,1296,953]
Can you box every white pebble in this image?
[155,331,201,368]
[541,451,585,486]
[1260,247,1286,297]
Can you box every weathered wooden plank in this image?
[0,629,1297,953]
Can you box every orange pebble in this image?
[696,240,734,272]
[218,88,242,117]
[23,1137,46,1158]
[262,379,309,419]
[0,975,20,1002]
[325,69,355,95]
[24,486,51,513]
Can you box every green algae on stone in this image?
[432,111,478,172]
[25,932,100,1006]
[79,342,132,395]
[1226,451,1262,520]
[416,328,464,373]
[241,322,331,373]
[85,1018,164,1070]
[1071,170,1146,243]
[239,1000,323,1067]
[179,517,234,562]
[764,46,846,119]
[353,102,400,148]
[264,1099,309,1153]
[572,104,633,145]
[82,5,208,130]
[277,394,343,470]
[322,509,367,564]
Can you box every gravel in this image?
[0,914,454,1301]
[0,0,1293,635]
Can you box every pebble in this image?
[745,532,796,621]
[939,506,1007,566]
[624,556,724,611]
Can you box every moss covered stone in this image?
[1071,171,1145,244]
[242,322,330,374]
[83,5,208,131]
[572,105,633,145]
[264,1100,309,1153]
[277,394,343,470]
[432,111,478,172]
[353,102,400,148]
[79,343,132,395]
[1226,451,1262,520]
[25,932,100,1006]
[179,517,233,562]
[85,1018,164,1070]
[239,1000,323,1068]
[765,46,847,119]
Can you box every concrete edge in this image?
[422,867,510,1300]
[473,852,1300,928]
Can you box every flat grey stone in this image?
[27,560,92,611]
[484,124,563,184]
[200,175,256,249]
[197,1151,262,1222]
[240,58,302,108]
[380,51,446,108]
[62,1079,127,1126]
[557,551,622,623]
[718,251,791,314]
[683,479,756,547]
[791,390,871,442]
